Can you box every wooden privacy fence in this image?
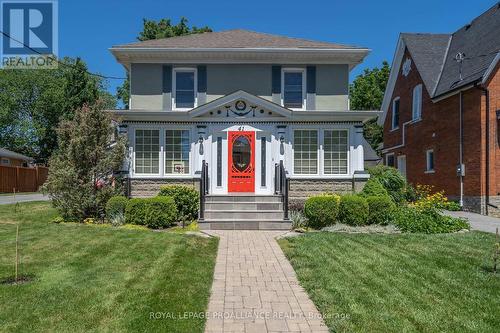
[0,166,49,193]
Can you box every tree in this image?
[349,61,390,152]
[116,17,212,108]
[0,57,115,163]
[42,100,126,221]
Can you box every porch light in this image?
[279,135,285,144]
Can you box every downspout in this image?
[459,91,464,207]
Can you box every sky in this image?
[57,0,498,100]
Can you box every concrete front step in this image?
[205,202,283,211]
[205,210,284,220]
[199,220,291,230]
[205,195,282,203]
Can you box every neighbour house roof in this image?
[380,2,500,124]
[0,148,33,162]
[112,29,365,50]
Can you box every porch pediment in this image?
[189,90,291,119]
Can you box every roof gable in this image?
[113,29,364,50]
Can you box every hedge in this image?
[366,195,395,225]
[392,206,469,233]
[361,178,389,198]
[125,198,147,226]
[338,195,369,226]
[158,185,199,222]
[125,197,178,229]
[105,196,128,220]
[304,194,340,229]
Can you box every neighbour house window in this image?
[1,158,10,165]
[165,130,190,174]
[426,149,435,172]
[412,84,422,120]
[324,130,349,174]
[386,153,395,167]
[173,68,196,109]
[282,69,305,109]
[392,97,400,129]
[135,129,160,174]
[293,130,318,174]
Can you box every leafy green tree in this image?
[349,61,390,152]
[117,17,212,108]
[0,58,115,163]
[43,99,126,221]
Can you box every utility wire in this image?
[0,30,126,80]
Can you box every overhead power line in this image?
[0,30,126,80]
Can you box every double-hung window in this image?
[293,130,318,174]
[392,97,400,130]
[135,129,160,174]
[173,68,197,110]
[426,149,434,173]
[412,84,422,120]
[165,130,190,175]
[324,130,349,174]
[282,69,305,109]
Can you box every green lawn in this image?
[279,232,500,333]
[0,202,218,333]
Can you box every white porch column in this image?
[353,124,365,173]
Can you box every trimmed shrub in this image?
[144,196,178,229]
[304,194,340,229]
[125,198,147,225]
[158,185,199,222]
[368,165,407,203]
[366,195,395,225]
[361,178,389,197]
[106,196,128,220]
[392,206,469,233]
[338,195,369,226]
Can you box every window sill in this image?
[390,127,400,132]
[424,170,435,174]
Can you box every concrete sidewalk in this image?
[204,231,328,333]
[0,193,50,205]
[444,211,500,234]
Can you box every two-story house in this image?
[380,4,500,215]
[109,29,379,228]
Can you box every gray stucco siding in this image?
[206,64,273,102]
[130,63,164,110]
[315,64,349,110]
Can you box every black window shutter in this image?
[306,66,316,94]
[272,65,281,94]
[163,65,172,93]
[197,65,207,93]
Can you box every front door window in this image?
[232,136,251,172]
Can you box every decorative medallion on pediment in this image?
[204,99,278,118]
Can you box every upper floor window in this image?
[386,153,395,167]
[173,68,197,110]
[392,97,400,130]
[282,69,305,110]
[412,84,422,120]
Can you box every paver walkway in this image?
[204,231,328,333]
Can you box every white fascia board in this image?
[378,35,406,126]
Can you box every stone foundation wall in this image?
[288,178,367,210]
[448,195,500,217]
[128,178,200,198]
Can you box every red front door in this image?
[228,131,255,192]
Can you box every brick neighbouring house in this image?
[379,3,500,215]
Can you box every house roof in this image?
[379,3,500,125]
[434,3,500,96]
[0,148,33,161]
[401,33,451,96]
[112,29,364,50]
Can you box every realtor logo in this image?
[1,0,58,68]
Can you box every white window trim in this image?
[425,149,435,173]
[172,67,198,111]
[323,129,349,176]
[281,68,306,111]
[391,97,400,130]
[385,152,395,167]
[412,84,422,121]
[291,129,320,176]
